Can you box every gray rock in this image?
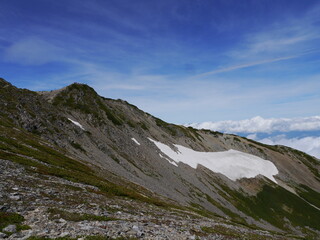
[9,195,20,201]
[20,230,33,240]
[126,230,137,236]
[58,218,67,223]
[0,232,7,238]
[59,232,70,237]
[79,224,93,231]
[3,224,16,233]
[132,225,139,231]
[0,205,9,212]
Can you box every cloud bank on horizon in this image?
[188,116,320,133]
[258,135,320,160]
[188,116,320,159]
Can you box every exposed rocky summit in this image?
[1,78,320,239]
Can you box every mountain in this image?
[1,78,320,239]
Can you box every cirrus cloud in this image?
[4,37,63,65]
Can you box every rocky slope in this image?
[1,78,320,239]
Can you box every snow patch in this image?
[68,118,85,130]
[148,138,278,183]
[131,138,140,145]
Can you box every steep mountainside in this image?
[1,78,320,239]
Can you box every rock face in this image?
[3,225,16,233]
[1,78,320,239]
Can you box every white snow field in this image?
[148,138,278,183]
[68,118,85,130]
[131,138,141,145]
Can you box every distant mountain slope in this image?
[1,78,320,238]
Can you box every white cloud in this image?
[188,116,320,133]
[4,37,63,65]
[228,6,320,61]
[246,133,257,140]
[192,55,300,78]
[259,135,320,159]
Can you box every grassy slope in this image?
[215,181,320,232]
[0,117,168,207]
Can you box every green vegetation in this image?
[244,137,283,153]
[27,237,77,240]
[52,83,123,126]
[52,84,98,115]
[187,202,219,219]
[154,117,177,136]
[139,122,148,130]
[48,208,117,222]
[200,129,223,137]
[126,120,136,128]
[180,126,203,141]
[70,141,86,153]
[97,100,123,126]
[110,155,120,163]
[154,117,203,141]
[17,225,31,231]
[85,236,138,240]
[0,132,93,175]
[205,194,245,224]
[201,225,270,240]
[289,148,319,165]
[0,211,25,231]
[27,233,138,239]
[288,148,320,179]
[297,184,320,209]
[217,182,320,231]
[233,137,241,142]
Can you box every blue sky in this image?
[1,0,320,124]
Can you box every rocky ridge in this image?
[1,78,320,239]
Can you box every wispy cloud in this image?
[193,5,320,79]
[228,6,320,60]
[3,37,64,65]
[192,55,299,78]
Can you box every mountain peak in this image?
[0,78,13,88]
[37,82,99,105]
[63,82,99,96]
[50,82,106,117]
